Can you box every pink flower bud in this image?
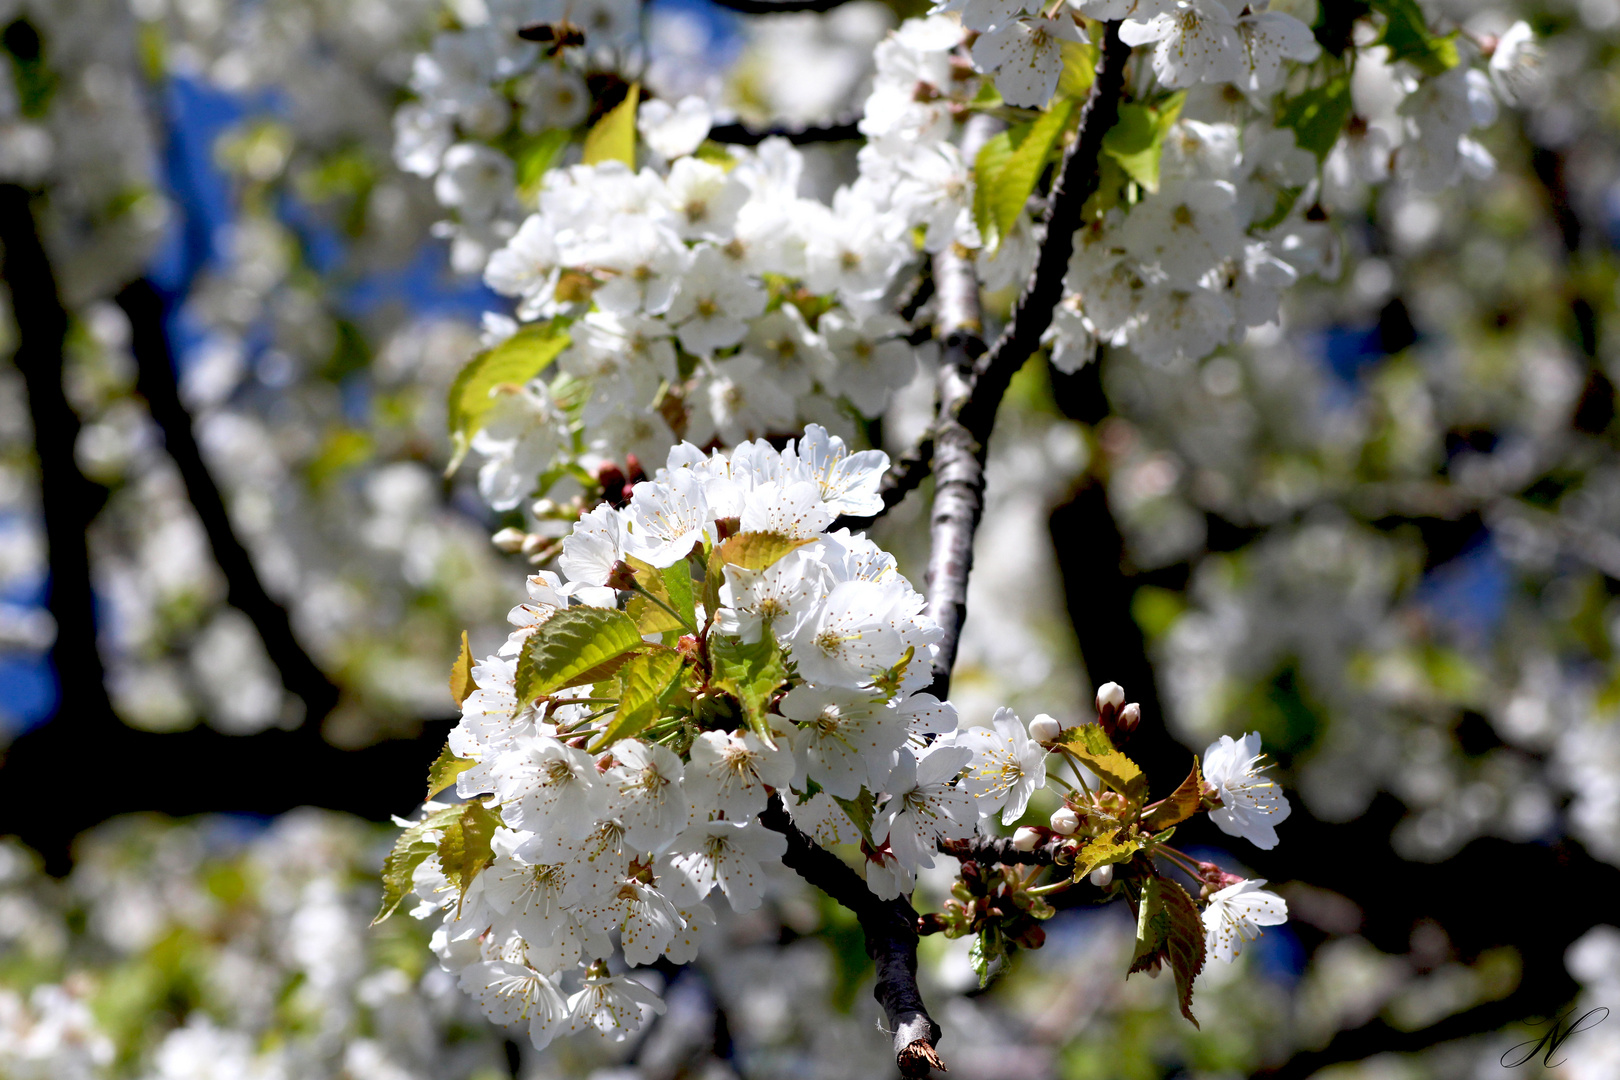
[1012,827,1041,851]
[491,527,527,554]
[1117,702,1141,736]
[1049,807,1080,835]
[1027,714,1061,743]
[1096,682,1125,712]
[1088,864,1113,888]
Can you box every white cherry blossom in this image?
[1201,878,1288,963]
[1203,731,1291,849]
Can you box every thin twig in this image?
[704,0,855,14]
[706,120,861,145]
[758,795,944,1076]
[925,23,1131,698]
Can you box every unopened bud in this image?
[1117,702,1141,737]
[1027,714,1061,744]
[492,527,527,554]
[1088,864,1114,888]
[1144,959,1162,979]
[1096,682,1125,713]
[624,453,646,485]
[605,559,638,591]
[520,532,549,557]
[1011,827,1041,852]
[1049,807,1080,835]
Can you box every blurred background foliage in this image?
[2,0,1620,1077]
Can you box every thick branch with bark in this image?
[937,834,1068,867]
[758,796,944,1076]
[116,279,340,721]
[925,24,1131,697]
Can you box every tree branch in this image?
[758,795,944,1076]
[703,0,856,14]
[115,279,341,721]
[705,119,862,146]
[937,834,1068,867]
[0,185,114,731]
[925,24,1131,697]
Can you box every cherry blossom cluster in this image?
[396,427,974,1047]
[387,427,1298,1046]
[469,139,931,512]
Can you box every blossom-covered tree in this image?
[5,0,1620,1078]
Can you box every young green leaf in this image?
[1142,757,1203,833]
[1102,94,1184,194]
[436,801,501,914]
[831,787,877,847]
[715,531,814,572]
[589,648,685,750]
[373,804,462,925]
[1056,39,1099,99]
[516,127,572,197]
[1072,831,1141,881]
[1276,74,1353,161]
[1128,873,1205,1026]
[446,319,572,474]
[624,556,696,635]
[514,605,645,702]
[449,630,475,706]
[583,82,639,166]
[426,744,476,801]
[1369,0,1459,76]
[974,96,1076,255]
[1055,723,1148,803]
[709,630,788,746]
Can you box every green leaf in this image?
[709,629,788,747]
[1369,0,1459,76]
[1055,723,1148,804]
[625,556,697,636]
[1072,831,1141,881]
[514,606,645,703]
[974,96,1076,255]
[1102,95,1184,194]
[693,140,738,169]
[374,805,462,925]
[969,924,1011,989]
[437,801,502,914]
[1057,39,1099,100]
[446,320,572,474]
[582,83,639,166]
[716,531,815,571]
[1128,874,1205,1026]
[590,649,685,750]
[831,787,877,847]
[1276,74,1353,161]
[1142,758,1203,833]
[449,630,475,706]
[516,128,572,197]
[426,744,476,801]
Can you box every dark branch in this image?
[758,795,943,1076]
[0,185,113,732]
[116,279,341,721]
[938,834,1068,867]
[703,0,855,14]
[925,24,1131,698]
[705,120,861,145]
